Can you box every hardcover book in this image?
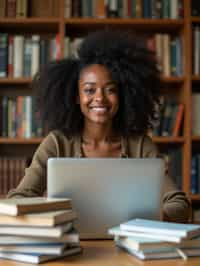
[0,209,77,227]
[0,197,72,216]
[120,218,200,239]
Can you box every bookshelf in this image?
[0,0,199,203]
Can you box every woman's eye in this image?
[84,88,95,94]
[106,87,117,94]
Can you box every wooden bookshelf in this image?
[0,138,43,144]
[0,0,198,200]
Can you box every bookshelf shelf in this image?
[0,77,183,85]
[192,136,200,141]
[0,138,43,144]
[190,195,200,201]
[192,76,200,82]
[0,18,59,31]
[152,137,185,144]
[64,18,184,31]
[161,77,185,83]
[191,17,200,23]
[0,78,32,84]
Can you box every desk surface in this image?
[0,240,200,266]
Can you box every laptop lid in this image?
[47,158,164,239]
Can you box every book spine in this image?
[0,33,8,77]
[2,96,8,137]
[64,0,72,18]
[6,0,16,17]
[13,35,24,77]
[0,0,6,17]
[8,35,13,77]
[31,35,40,77]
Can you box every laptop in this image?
[47,158,164,239]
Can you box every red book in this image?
[172,104,184,137]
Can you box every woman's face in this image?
[78,64,119,125]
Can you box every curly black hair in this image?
[33,30,161,137]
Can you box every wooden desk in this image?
[0,240,200,266]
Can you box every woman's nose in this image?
[94,88,105,101]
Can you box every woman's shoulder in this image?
[43,130,80,157]
[126,134,158,158]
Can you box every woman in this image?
[8,30,191,223]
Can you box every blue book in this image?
[108,226,183,243]
[116,239,200,260]
[120,218,200,239]
[0,246,82,264]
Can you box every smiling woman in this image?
[7,30,191,224]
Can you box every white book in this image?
[13,35,24,77]
[0,222,73,238]
[24,96,32,138]
[162,34,170,77]
[64,0,71,18]
[0,230,79,245]
[0,246,82,264]
[31,35,40,77]
[0,243,67,255]
[120,219,200,239]
[170,0,178,19]
[108,226,183,243]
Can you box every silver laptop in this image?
[47,158,164,239]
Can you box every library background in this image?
[0,0,200,221]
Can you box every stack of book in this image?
[0,197,82,264]
[108,218,200,260]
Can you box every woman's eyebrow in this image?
[82,81,116,86]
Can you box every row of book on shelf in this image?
[0,0,59,18]
[1,96,44,138]
[0,157,27,195]
[0,197,82,264]
[0,34,60,78]
[5,92,200,139]
[0,32,183,79]
[152,99,184,137]
[109,218,200,260]
[63,0,184,19]
[0,0,184,20]
[66,33,183,77]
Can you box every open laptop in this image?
[47,158,164,239]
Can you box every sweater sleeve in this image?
[7,132,58,198]
[142,135,191,223]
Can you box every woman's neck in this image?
[82,123,117,145]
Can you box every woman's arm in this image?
[142,135,192,223]
[7,132,58,198]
